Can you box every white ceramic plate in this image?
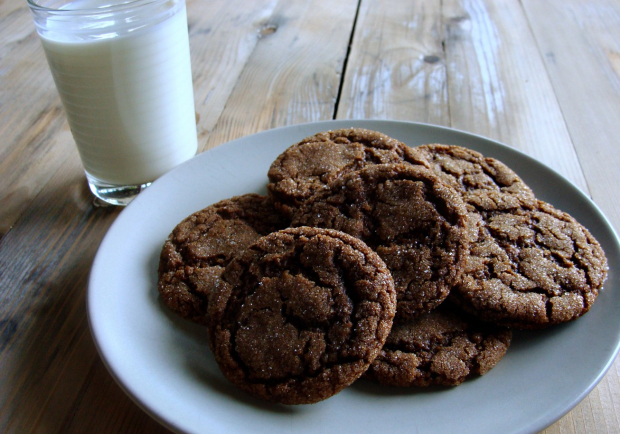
[88,120,620,434]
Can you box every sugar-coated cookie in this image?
[292,163,471,321]
[268,128,428,217]
[157,194,288,324]
[208,226,396,404]
[365,304,511,387]
[450,199,608,329]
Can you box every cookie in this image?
[292,164,471,321]
[364,304,512,387]
[157,194,288,325]
[416,144,536,211]
[208,226,396,404]
[267,128,428,217]
[450,199,608,329]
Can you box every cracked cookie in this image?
[416,144,536,211]
[291,163,471,321]
[267,128,428,217]
[364,304,512,387]
[208,226,396,404]
[450,199,608,329]
[157,194,289,325]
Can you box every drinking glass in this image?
[28,0,198,205]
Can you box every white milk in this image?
[40,0,197,185]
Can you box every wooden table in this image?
[2,0,619,432]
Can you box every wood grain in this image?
[187,0,279,150]
[0,157,122,433]
[0,4,76,239]
[336,0,449,124]
[203,0,359,149]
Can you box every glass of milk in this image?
[28,0,198,206]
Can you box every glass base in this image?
[87,175,151,206]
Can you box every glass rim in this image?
[26,0,169,14]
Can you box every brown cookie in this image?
[416,144,536,211]
[291,164,471,321]
[157,194,288,325]
[364,304,512,387]
[208,226,396,405]
[267,128,428,217]
[450,199,608,329]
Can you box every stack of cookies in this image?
[157,128,608,405]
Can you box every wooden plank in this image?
[0,4,75,239]
[336,0,449,124]
[59,358,171,434]
[0,156,122,433]
[204,0,359,149]
[442,0,589,193]
[188,0,279,149]
[0,147,173,434]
